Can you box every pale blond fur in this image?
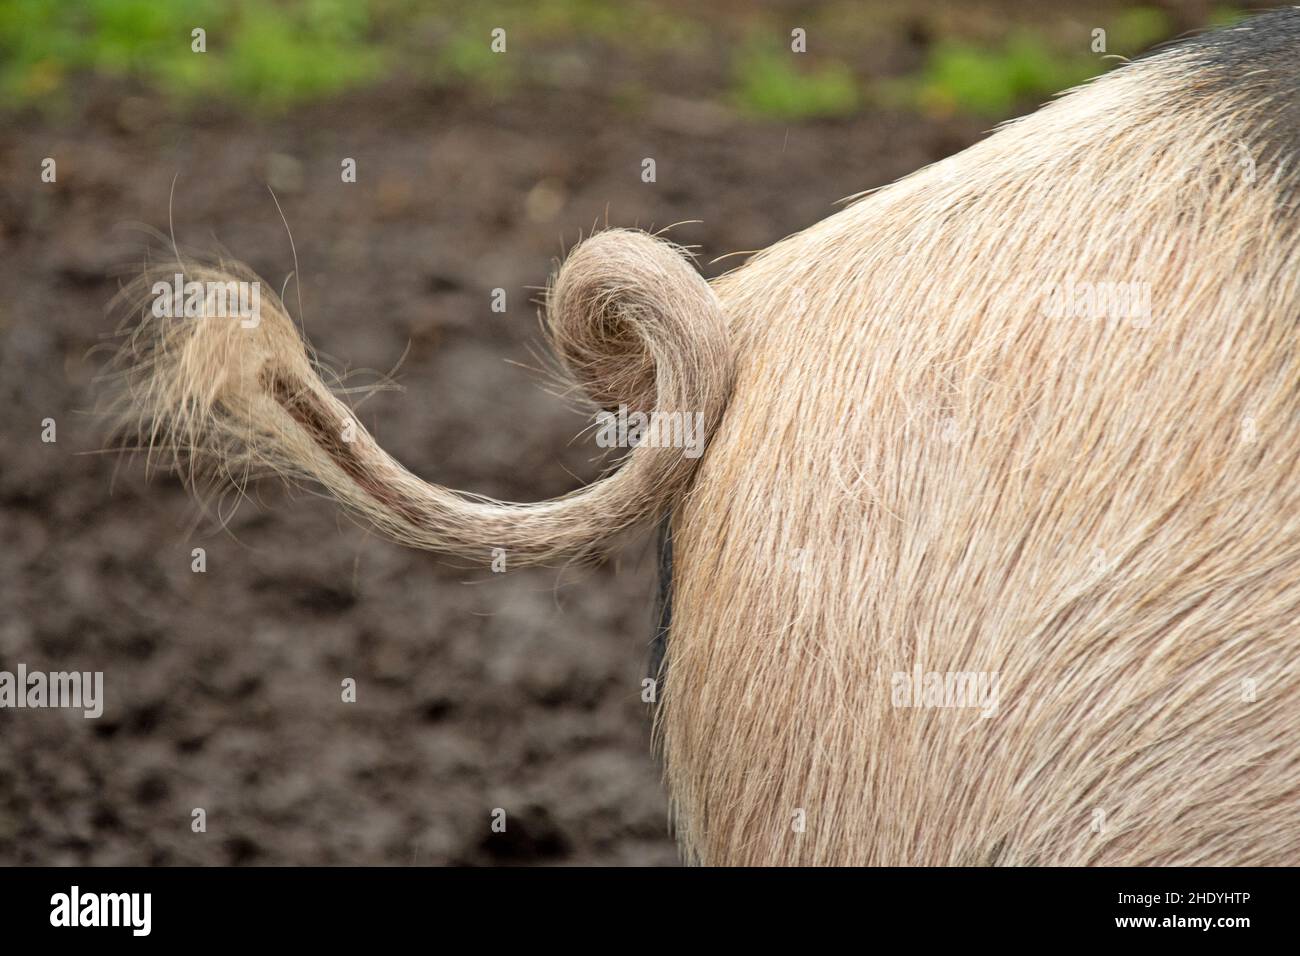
[108,11,1300,865]
[665,13,1300,864]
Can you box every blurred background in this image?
[0,0,1272,865]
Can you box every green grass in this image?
[0,1,1237,120]
[731,46,859,120]
[913,32,1095,117]
[0,0,707,112]
[0,0,387,111]
[1208,5,1250,27]
[907,8,1175,119]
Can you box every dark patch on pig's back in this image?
[648,516,672,703]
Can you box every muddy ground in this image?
[0,32,995,865]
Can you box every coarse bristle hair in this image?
[103,8,1300,866]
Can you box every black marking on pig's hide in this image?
[649,515,672,702]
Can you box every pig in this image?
[107,8,1300,865]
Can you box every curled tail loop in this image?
[105,229,733,565]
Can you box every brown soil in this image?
[0,63,984,864]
